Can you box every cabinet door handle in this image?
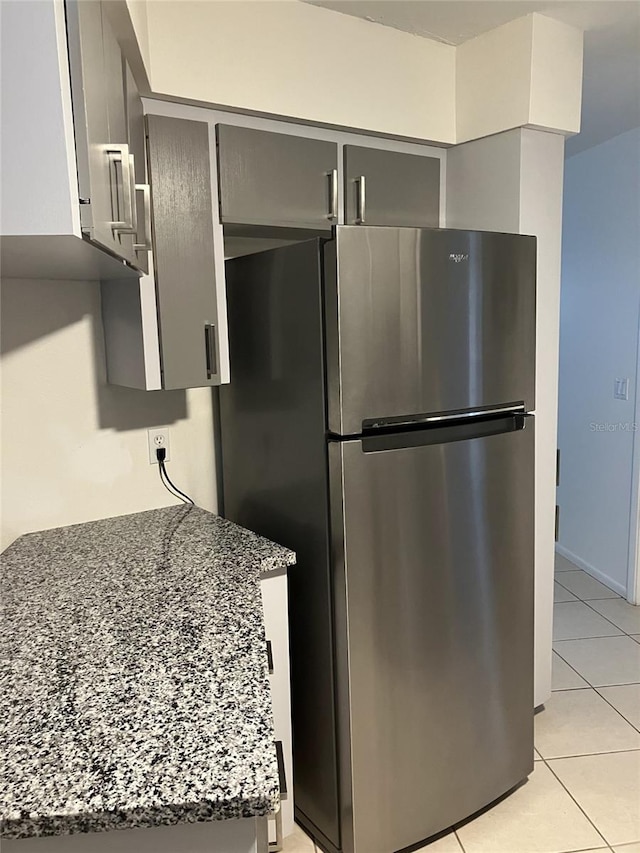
[116,154,139,235]
[266,639,274,674]
[355,174,366,224]
[106,144,134,233]
[133,184,152,251]
[204,323,218,380]
[275,740,287,799]
[327,168,338,221]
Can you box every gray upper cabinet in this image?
[344,146,440,228]
[146,115,220,390]
[217,125,338,230]
[66,0,147,271]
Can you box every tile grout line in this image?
[553,567,634,640]
[540,753,612,851]
[553,584,630,640]
[539,746,640,761]
[552,664,640,690]
[554,629,625,641]
[554,564,622,592]
[555,586,622,604]
[554,634,636,644]
[551,647,640,734]
[592,688,640,736]
[579,597,639,637]
[554,570,621,598]
[552,566,640,734]
[453,828,467,853]
[548,563,638,850]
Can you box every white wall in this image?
[557,127,640,597]
[456,13,582,144]
[456,17,534,143]
[0,278,217,552]
[124,0,151,80]
[145,0,456,143]
[139,2,582,146]
[447,128,566,708]
[529,14,583,135]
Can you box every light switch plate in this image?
[614,378,629,401]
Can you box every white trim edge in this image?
[628,305,640,605]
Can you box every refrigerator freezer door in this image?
[329,417,534,853]
[325,226,536,436]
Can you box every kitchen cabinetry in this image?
[92,93,442,391]
[0,0,139,280]
[216,125,439,233]
[344,144,440,227]
[66,0,148,271]
[2,820,267,853]
[217,125,338,231]
[147,115,221,389]
[101,115,230,389]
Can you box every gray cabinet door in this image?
[217,125,337,230]
[147,115,220,390]
[344,145,440,227]
[102,10,136,266]
[66,1,137,263]
[66,0,116,254]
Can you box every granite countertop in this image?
[0,506,295,839]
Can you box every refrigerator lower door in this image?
[329,416,534,853]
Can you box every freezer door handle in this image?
[361,413,528,453]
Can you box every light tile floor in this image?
[284,555,640,853]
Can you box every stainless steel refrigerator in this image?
[219,226,536,853]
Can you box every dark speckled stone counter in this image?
[0,506,295,839]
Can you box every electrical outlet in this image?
[148,428,170,464]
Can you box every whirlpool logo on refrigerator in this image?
[448,252,469,263]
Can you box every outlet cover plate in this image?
[148,428,170,464]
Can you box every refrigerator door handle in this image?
[363,403,526,432]
[361,413,529,454]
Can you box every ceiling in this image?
[303,0,640,154]
[304,1,640,45]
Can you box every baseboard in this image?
[555,544,627,597]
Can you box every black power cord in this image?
[156,448,194,505]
